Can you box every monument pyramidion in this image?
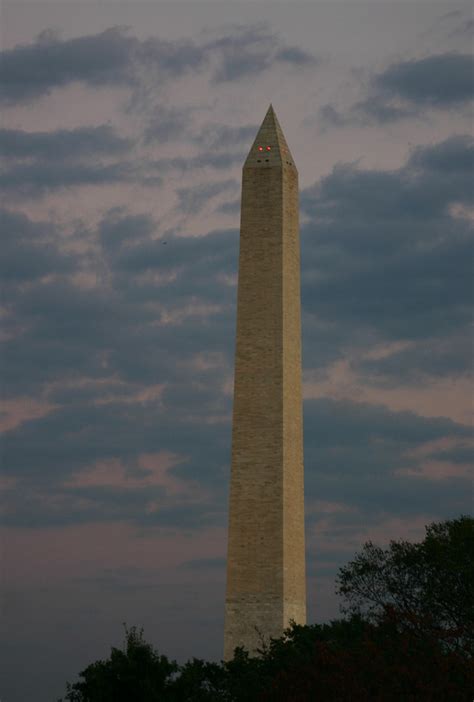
[224,105,306,659]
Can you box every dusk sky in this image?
[1,2,473,701]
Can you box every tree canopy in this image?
[336,514,474,656]
[59,516,474,701]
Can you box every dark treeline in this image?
[59,516,474,701]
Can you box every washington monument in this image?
[224,105,306,659]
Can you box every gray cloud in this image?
[0,125,143,199]
[320,52,473,128]
[0,27,137,104]
[0,124,161,198]
[150,151,247,173]
[2,393,470,529]
[303,398,471,517]
[215,198,241,216]
[316,473,470,519]
[2,132,471,410]
[98,208,157,253]
[304,397,469,454]
[319,99,417,129]
[176,179,238,214]
[300,135,473,357]
[0,160,143,199]
[1,208,75,284]
[0,125,132,161]
[1,205,239,398]
[1,381,231,481]
[1,277,131,396]
[353,98,417,126]
[0,122,244,201]
[352,331,472,387]
[179,557,226,570]
[2,129,471,532]
[2,11,472,702]
[450,17,474,38]
[2,134,471,404]
[98,208,238,281]
[143,105,195,143]
[0,24,319,106]
[191,123,258,151]
[374,53,473,107]
[208,24,317,82]
[275,46,316,64]
[407,134,474,172]
[135,34,207,78]
[1,374,232,530]
[427,444,474,465]
[438,10,463,21]
[304,135,473,221]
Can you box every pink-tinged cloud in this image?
[0,397,58,431]
[396,460,471,480]
[1,7,472,701]
[398,436,474,479]
[63,451,201,496]
[303,355,473,425]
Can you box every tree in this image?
[335,515,474,656]
[61,618,469,702]
[166,657,229,702]
[257,616,473,701]
[60,517,474,701]
[59,625,178,702]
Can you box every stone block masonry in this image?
[224,105,306,660]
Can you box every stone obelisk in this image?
[224,105,306,659]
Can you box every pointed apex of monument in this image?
[265,104,278,123]
[244,105,296,169]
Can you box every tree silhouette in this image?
[59,516,474,701]
[336,515,474,656]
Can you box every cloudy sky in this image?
[1,1,473,700]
